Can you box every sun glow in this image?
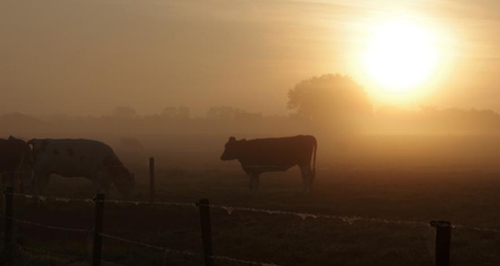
[363,20,440,93]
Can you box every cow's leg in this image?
[32,173,49,194]
[93,170,110,195]
[92,180,109,195]
[0,173,3,202]
[35,174,51,195]
[103,182,111,194]
[1,173,5,190]
[19,165,32,194]
[0,173,6,194]
[91,177,100,194]
[28,172,39,194]
[300,166,314,194]
[308,167,315,194]
[249,173,260,192]
[300,167,309,194]
[2,172,18,192]
[101,178,112,195]
[308,168,315,194]
[92,173,102,194]
[18,175,24,194]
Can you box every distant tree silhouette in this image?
[161,106,178,119]
[207,106,245,120]
[177,106,190,120]
[288,74,372,131]
[111,106,137,119]
[374,105,500,134]
[161,106,190,119]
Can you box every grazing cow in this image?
[28,139,135,197]
[220,135,317,193]
[0,136,33,192]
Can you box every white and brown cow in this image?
[28,139,135,197]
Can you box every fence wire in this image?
[9,192,93,204]
[210,254,283,266]
[100,233,283,266]
[98,199,196,208]
[453,224,500,234]
[8,192,196,207]
[100,259,128,266]
[23,245,90,263]
[5,192,500,234]
[2,215,92,233]
[207,204,430,226]
[99,233,199,257]
[0,212,284,266]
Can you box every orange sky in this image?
[1,0,499,116]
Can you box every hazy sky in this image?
[1,0,499,116]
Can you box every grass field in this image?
[2,135,500,265]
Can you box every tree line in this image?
[2,74,500,136]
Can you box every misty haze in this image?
[2,1,500,266]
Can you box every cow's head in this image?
[112,167,135,198]
[6,137,34,192]
[221,137,242,161]
[27,139,48,163]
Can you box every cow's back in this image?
[238,135,316,168]
[31,139,121,176]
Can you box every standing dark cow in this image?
[0,136,33,192]
[220,135,317,193]
[28,139,135,197]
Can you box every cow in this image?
[27,139,135,198]
[0,136,33,192]
[220,135,317,193]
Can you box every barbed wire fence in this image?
[3,190,500,266]
[7,191,500,233]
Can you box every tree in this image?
[288,74,372,131]
[161,106,178,119]
[177,106,191,120]
[111,106,137,119]
[161,106,190,119]
[206,106,245,120]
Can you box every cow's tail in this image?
[311,136,317,178]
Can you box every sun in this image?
[363,20,439,93]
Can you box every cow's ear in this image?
[229,137,236,142]
[27,139,35,149]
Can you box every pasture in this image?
[2,134,500,266]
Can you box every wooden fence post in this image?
[149,157,155,201]
[431,221,451,266]
[93,194,105,266]
[4,186,14,261]
[197,199,214,266]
